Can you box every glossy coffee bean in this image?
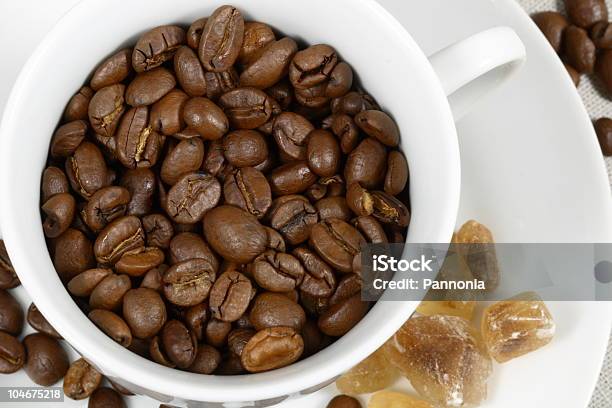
[23,333,69,386]
[565,25,596,73]
[219,87,274,129]
[67,268,112,297]
[204,205,267,264]
[120,168,156,216]
[596,50,612,94]
[266,79,293,110]
[66,141,110,199]
[239,22,276,65]
[163,259,216,307]
[63,358,102,400]
[88,84,126,137]
[53,228,95,282]
[42,193,76,238]
[595,117,612,156]
[290,44,337,89]
[83,187,130,232]
[88,309,132,347]
[0,331,25,373]
[224,167,272,219]
[91,48,132,90]
[161,320,198,368]
[122,288,166,339]
[184,302,209,342]
[50,120,87,159]
[64,86,93,122]
[345,138,387,189]
[354,110,399,147]
[89,273,131,311]
[293,247,336,298]
[268,195,318,245]
[224,130,269,168]
[140,265,166,292]
[228,328,255,356]
[327,395,362,408]
[42,167,70,203]
[183,97,229,140]
[318,294,369,336]
[353,216,388,244]
[309,219,365,273]
[205,69,240,100]
[331,91,378,116]
[88,387,126,408]
[0,289,23,335]
[264,226,286,252]
[187,17,208,49]
[272,112,313,161]
[240,37,298,89]
[315,196,352,222]
[0,241,18,289]
[168,232,219,270]
[126,67,176,107]
[269,161,317,195]
[209,270,252,322]
[205,318,232,348]
[160,138,206,185]
[347,184,410,227]
[199,6,244,72]
[532,12,569,52]
[142,214,174,249]
[591,21,612,49]
[174,46,207,97]
[329,274,362,307]
[241,327,304,372]
[94,216,145,265]
[250,250,305,292]
[250,292,306,331]
[150,89,189,136]
[115,247,165,277]
[384,150,409,196]
[306,130,340,177]
[331,114,360,154]
[27,303,61,339]
[188,344,222,374]
[565,0,608,28]
[164,172,221,224]
[133,25,185,72]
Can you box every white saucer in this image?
[1,0,611,407]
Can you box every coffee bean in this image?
[0,241,18,289]
[187,18,208,50]
[42,167,70,203]
[315,196,352,222]
[290,44,338,89]
[89,273,131,310]
[83,187,130,232]
[199,6,244,72]
[122,288,166,339]
[565,0,608,28]
[126,67,176,107]
[183,97,229,140]
[241,327,304,372]
[205,318,232,348]
[272,112,313,161]
[174,46,207,97]
[240,38,298,89]
[596,49,612,94]
[140,265,166,292]
[23,333,69,386]
[94,216,145,265]
[54,228,95,282]
[120,168,156,216]
[565,25,596,73]
[50,120,88,159]
[345,138,387,189]
[331,114,360,154]
[264,226,286,252]
[204,205,267,263]
[306,175,345,202]
[219,87,274,129]
[223,130,269,168]
[266,79,293,110]
[250,292,306,332]
[91,48,133,90]
[309,218,365,273]
[384,151,409,196]
[302,319,325,357]
[269,161,317,195]
[268,195,318,245]
[188,344,221,374]
[205,69,240,100]
[67,268,112,297]
[66,141,110,199]
[27,303,61,339]
[318,294,369,336]
[595,117,612,156]
[150,89,189,136]
[64,86,94,122]
[209,270,252,322]
[165,172,221,224]
[184,302,209,341]
[331,91,379,116]
[0,331,25,373]
[329,274,362,306]
[347,183,410,227]
[239,22,276,65]
[0,289,23,335]
[228,328,255,356]
[224,167,272,219]
[250,250,305,292]
[163,259,216,307]
[532,12,569,52]
[327,395,362,408]
[293,247,336,297]
[161,320,198,368]
[42,193,76,238]
[133,26,185,72]
[305,130,341,177]
[63,358,102,400]
[142,214,174,249]
[88,387,126,408]
[89,84,126,137]
[354,110,399,147]
[168,232,219,271]
[591,21,612,49]
[115,247,165,277]
[89,309,132,347]
[160,138,206,185]
[353,216,388,244]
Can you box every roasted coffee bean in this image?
[532,12,569,52]
[123,288,166,339]
[272,112,314,161]
[0,289,23,335]
[302,319,325,357]
[83,187,130,232]
[0,331,25,373]
[67,268,112,297]
[203,139,227,176]
[329,274,362,306]
[205,69,240,100]
[306,130,340,177]
[94,216,145,265]
[318,294,368,336]
[268,195,318,245]
[325,62,353,99]
[115,247,165,276]
[596,49,612,94]
[161,320,198,368]
[300,291,330,316]
[219,87,273,129]
[239,22,276,65]
[199,6,244,72]
[183,97,229,140]
[168,232,219,270]
[216,352,246,375]
[331,114,360,154]
[250,292,306,331]
[205,318,232,348]
[120,168,156,216]
[64,86,94,122]
[353,216,388,244]
[315,196,352,222]
[188,344,222,374]
[150,89,189,136]
[266,79,293,110]
[269,161,317,195]
[88,84,126,137]
[345,138,387,189]
[54,228,95,282]
[294,83,329,108]
[241,327,304,372]
[42,167,70,203]
[133,25,185,72]
[142,214,174,249]
[327,395,362,408]
[595,117,612,156]
[63,358,102,400]
[264,226,286,252]
[306,175,345,202]
[209,270,252,322]
[250,250,305,292]
[204,205,267,263]
[224,130,269,168]
[331,91,379,116]
[27,303,61,339]
[42,193,76,238]
[384,150,409,196]
[565,0,608,28]
[50,120,88,159]
[89,273,131,310]
[140,265,166,292]
[228,328,255,356]
[591,21,612,49]
[224,167,272,219]
[184,302,209,341]
[91,48,132,90]
[88,387,126,408]
[165,172,221,224]
[309,219,365,273]
[565,25,596,73]
[240,37,298,89]
[23,333,69,386]
[88,309,132,346]
[290,44,337,89]
[174,46,207,97]
[161,138,206,185]
[293,247,336,298]
[66,141,109,199]
[187,18,208,49]
[163,258,216,307]
[354,110,399,147]
[126,68,176,107]
[347,184,410,227]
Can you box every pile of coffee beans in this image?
[532,0,612,156]
[40,4,410,376]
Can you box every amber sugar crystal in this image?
[454,220,500,292]
[368,390,433,408]
[336,346,400,395]
[416,300,476,321]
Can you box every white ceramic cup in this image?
[0,0,525,406]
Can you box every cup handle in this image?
[428,26,526,121]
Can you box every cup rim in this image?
[0,0,459,403]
